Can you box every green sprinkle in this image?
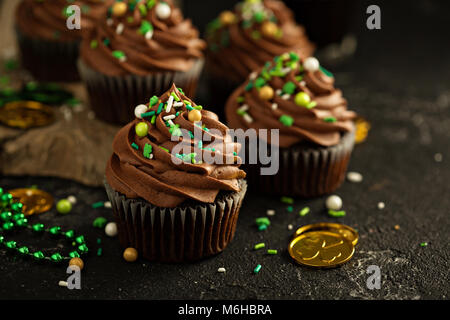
[233,151,237,156]
[299,207,310,216]
[253,264,262,274]
[306,101,317,109]
[236,96,245,103]
[236,109,246,116]
[251,30,261,40]
[281,196,294,204]
[112,50,126,60]
[158,146,169,153]
[156,103,164,114]
[253,11,265,23]
[286,206,293,213]
[258,224,267,231]
[328,210,346,217]
[194,105,203,110]
[295,75,304,82]
[149,95,159,106]
[143,143,153,159]
[282,81,296,95]
[92,202,104,209]
[320,66,334,78]
[178,87,184,94]
[255,217,271,226]
[254,77,266,88]
[139,21,153,35]
[131,142,139,150]
[242,20,252,29]
[97,248,103,257]
[420,242,428,247]
[245,81,253,91]
[324,117,337,123]
[254,243,265,250]
[279,115,294,127]
[97,238,102,244]
[171,92,180,101]
[90,40,98,49]
[151,115,156,124]
[103,38,110,46]
[127,16,134,23]
[147,0,156,9]
[267,249,278,255]
[138,3,147,16]
[93,217,107,228]
[141,111,155,118]
[289,52,300,62]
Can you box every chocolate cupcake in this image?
[105,83,247,262]
[15,0,113,82]
[226,52,356,197]
[205,0,314,116]
[78,0,206,124]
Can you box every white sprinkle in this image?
[165,95,174,113]
[288,224,293,230]
[347,171,363,183]
[116,23,124,35]
[266,209,275,216]
[434,153,443,162]
[377,202,385,210]
[238,104,249,112]
[276,89,282,96]
[104,201,112,208]
[243,113,253,123]
[281,94,291,100]
[281,67,291,75]
[217,267,226,273]
[105,222,118,237]
[145,30,153,40]
[167,119,175,127]
[271,103,278,110]
[119,56,126,63]
[149,154,154,160]
[163,114,176,121]
[67,195,77,205]
[303,57,320,72]
[134,104,148,119]
[106,18,113,26]
[173,101,184,108]
[326,195,343,211]
[58,281,68,287]
[249,72,257,80]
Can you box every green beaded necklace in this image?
[0,188,88,263]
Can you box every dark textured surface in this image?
[1,1,449,299]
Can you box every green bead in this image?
[0,211,12,221]
[5,241,16,249]
[32,223,45,232]
[78,244,88,254]
[93,217,107,228]
[15,218,28,227]
[294,92,311,107]
[64,230,75,239]
[33,251,45,260]
[69,251,80,258]
[75,235,85,244]
[18,246,29,255]
[56,199,72,214]
[50,253,63,263]
[135,122,149,137]
[2,221,14,231]
[12,213,25,221]
[49,226,61,235]
[10,203,23,213]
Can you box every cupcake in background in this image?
[205,0,314,115]
[78,0,206,124]
[226,52,356,197]
[105,83,247,262]
[15,0,113,82]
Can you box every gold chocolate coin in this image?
[289,231,355,268]
[295,222,359,246]
[354,117,371,144]
[8,188,54,216]
[0,101,55,129]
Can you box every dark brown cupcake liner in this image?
[15,28,81,82]
[78,58,204,125]
[104,179,247,262]
[242,130,355,197]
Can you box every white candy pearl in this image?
[104,201,112,208]
[303,57,320,72]
[326,195,343,211]
[105,222,118,237]
[67,195,77,205]
[155,3,171,20]
[134,104,148,119]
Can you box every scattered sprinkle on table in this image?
[434,153,443,162]
[299,207,310,216]
[328,210,346,217]
[281,196,294,204]
[288,224,293,230]
[93,217,107,228]
[377,202,385,210]
[420,242,428,247]
[92,201,104,209]
[217,267,226,273]
[253,264,262,274]
[67,195,77,205]
[266,209,275,216]
[58,281,68,287]
[286,206,293,213]
[347,171,363,183]
[104,201,112,208]
[267,249,278,255]
[254,243,265,250]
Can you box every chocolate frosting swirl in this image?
[226,52,357,147]
[80,0,206,76]
[106,84,246,208]
[206,0,314,83]
[16,0,114,42]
